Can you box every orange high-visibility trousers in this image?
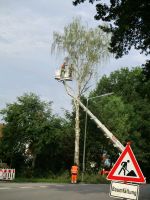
[71,173,77,183]
[71,165,78,183]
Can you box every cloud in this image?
[0,0,99,57]
[0,13,50,55]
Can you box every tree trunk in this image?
[74,97,80,166]
[32,154,37,169]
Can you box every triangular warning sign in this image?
[107,144,146,183]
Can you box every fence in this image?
[0,169,15,180]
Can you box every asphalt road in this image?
[0,182,149,200]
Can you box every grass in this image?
[13,173,109,184]
[79,173,109,184]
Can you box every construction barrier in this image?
[99,168,110,175]
[0,169,15,180]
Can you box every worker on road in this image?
[71,164,78,184]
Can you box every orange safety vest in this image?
[71,166,78,174]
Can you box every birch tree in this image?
[51,18,110,166]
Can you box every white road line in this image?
[0,185,56,190]
[19,186,33,189]
[39,186,48,188]
[0,187,11,190]
[54,185,64,187]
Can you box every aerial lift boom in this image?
[75,98,125,152]
[55,61,125,153]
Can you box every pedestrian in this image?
[71,164,78,184]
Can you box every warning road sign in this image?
[107,144,146,183]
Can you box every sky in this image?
[0,0,149,118]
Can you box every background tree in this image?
[86,67,150,180]
[73,0,150,70]
[51,18,110,166]
[34,116,74,176]
[77,94,131,174]
[0,93,52,173]
[0,93,75,177]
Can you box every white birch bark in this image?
[74,98,80,165]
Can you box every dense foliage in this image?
[0,67,150,181]
[73,0,150,58]
[81,67,150,180]
[0,93,74,177]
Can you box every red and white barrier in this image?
[0,169,15,180]
[99,168,110,175]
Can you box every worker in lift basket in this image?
[60,62,66,78]
[71,164,78,184]
[60,57,69,78]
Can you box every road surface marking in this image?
[0,187,11,190]
[54,185,64,187]
[19,186,33,189]
[39,186,48,188]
